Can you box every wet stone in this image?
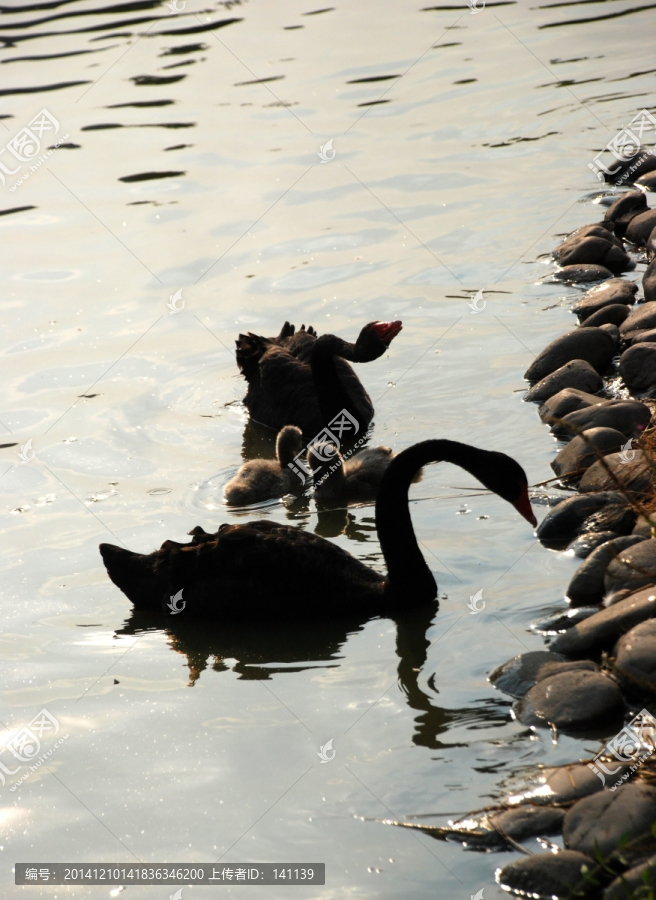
[633,515,654,539]
[604,191,648,225]
[605,538,656,597]
[620,343,656,393]
[567,223,623,247]
[570,530,620,557]
[566,535,644,608]
[539,388,607,424]
[508,762,619,806]
[599,322,620,345]
[536,491,624,549]
[555,399,651,439]
[514,668,624,732]
[530,607,601,635]
[550,586,656,657]
[581,303,630,327]
[615,618,656,694]
[555,236,634,275]
[490,806,565,842]
[564,784,656,857]
[645,258,656,304]
[620,301,656,341]
[626,208,656,246]
[524,328,616,383]
[604,854,656,900]
[579,450,653,498]
[636,170,656,189]
[525,360,603,403]
[497,851,593,899]
[489,650,565,699]
[631,326,656,344]
[552,264,614,283]
[579,504,636,537]
[572,278,638,320]
[550,427,626,477]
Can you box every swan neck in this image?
[377,440,486,604]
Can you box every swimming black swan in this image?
[224,426,303,505]
[236,320,402,436]
[99,440,536,620]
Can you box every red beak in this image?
[370,320,403,343]
[514,485,537,527]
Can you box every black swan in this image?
[236,320,402,436]
[99,440,536,620]
[224,426,303,505]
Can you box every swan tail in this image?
[99,543,165,610]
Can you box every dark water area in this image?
[0,0,654,896]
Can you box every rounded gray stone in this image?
[490,805,565,841]
[537,491,624,548]
[514,669,625,732]
[555,236,634,275]
[525,360,603,403]
[604,854,656,899]
[497,851,593,898]
[570,530,620,557]
[645,258,656,304]
[605,538,656,595]
[582,304,631,327]
[539,388,608,424]
[615,618,656,693]
[489,650,565,699]
[626,208,656,246]
[631,326,656,344]
[573,278,638,320]
[551,427,626,477]
[620,343,656,393]
[553,264,615,283]
[604,191,648,225]
[580,450,652,498]
[636,170,656,189]
[620,301,656,340]
[566,535,645,607]
[564,784,656,857]
[555,399,651,439]
[550,586,656,657]
[524,328,616,383]
[565,223,622,247]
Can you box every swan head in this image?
[355,321,403,361]
[479,451,537,526]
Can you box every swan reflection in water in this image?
[116,602,511,750]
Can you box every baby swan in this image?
[309,442,422,501]
[224,425,303,505]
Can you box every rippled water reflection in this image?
[1,0,654,896]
